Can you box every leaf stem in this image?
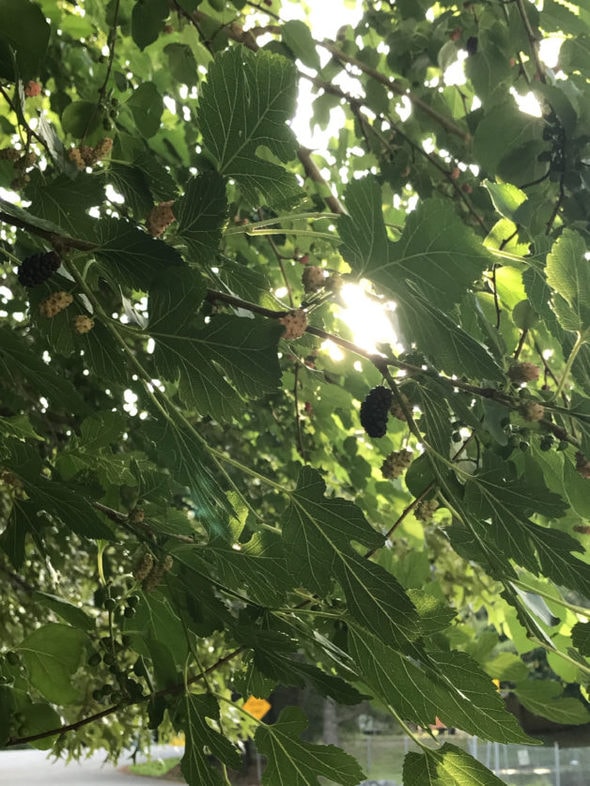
[224,211,340,235]
[553,331,586,400]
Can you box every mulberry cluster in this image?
[133,552,155,581]
[414,498,439,523]
[73,314,95,334]
[360,386,392,438]
[39,290,73,318]
[0,469,25,526]
[132,550,173,591]
[279,309,308,340]
[0,147,21,161]
[381,449,413,479]
[576,452,590,479]
[17,251,61,287]
[521,401,545,422]
[508,362,540,384]
[24,81,42,98]
[147,201,176,237]
[301,265,325,293]
[68,138,113,170]
[142,555,174,592]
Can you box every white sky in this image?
[282,0,363,149]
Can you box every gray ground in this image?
[0,745,182,785]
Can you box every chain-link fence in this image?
[339,731,590,786]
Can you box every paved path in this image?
[0,745,182,785]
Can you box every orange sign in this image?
[243,696,271,719]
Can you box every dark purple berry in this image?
[360,386,392,438]
[17,251,61,287]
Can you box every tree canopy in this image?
[2,0,590,784]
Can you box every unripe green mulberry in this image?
[301,265,325,293]
[381,449,413,479]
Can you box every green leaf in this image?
[0,326,87,413]
[484,180,527,221]
[284,467,419,648]
[0,196,73,238]
[127,82,163,138]
[144,417,232,538]
[175,172,228,264]
[464,25,512,101]
[568,392,590,457]
[349,629,530,743]
[0,0,50,81]
[61,101,101,138]
[164,43,199,85]
[81,321,131,385]
[514,680,590,725]
[0,414,42,441]
[282,20,321,70]
[394,283,502,380]
[131,0,168,51]
[252,646,364,705]
[0,686,16,745]
[125,592,189,666]
[28,172,105,238]
[80,411,127,448]
[149,266,207,334]
[404,743,509,786]
[255,707,365,786]
[546,229,590,334]
[338,176,390,277]
[560,35,590,75]
[379,199,493,312]
[96,217,184,290]
[339,177,501,379]
[462,455,590,592]
[25,477,114,540]
[108,163,154,217]
[152,315,283,420]
[18,702,61,749]
[198,47,302,206]
[572,621,590,656]
[209,531,292,607]
[178,693,242,786]
[18,623,88,705]
[32,591,94,630]
[473,99,542,176]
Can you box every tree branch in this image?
[515,0,546,83]
[319,40,470,142]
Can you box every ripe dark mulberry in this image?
[360,385,392,438]
[17,251,61,287]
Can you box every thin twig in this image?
[0,85,53,160]
[319,40,470,142]
[515,0,545,83]
[6,646,246,747]
[293,363,308,460]
[513,328,528,360]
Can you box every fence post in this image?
[554,741,560,786]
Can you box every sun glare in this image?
[333,281,399,355]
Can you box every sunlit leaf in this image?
[255,707,365,786]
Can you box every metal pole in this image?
[554,740,560,786]
[494,741,500,775]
